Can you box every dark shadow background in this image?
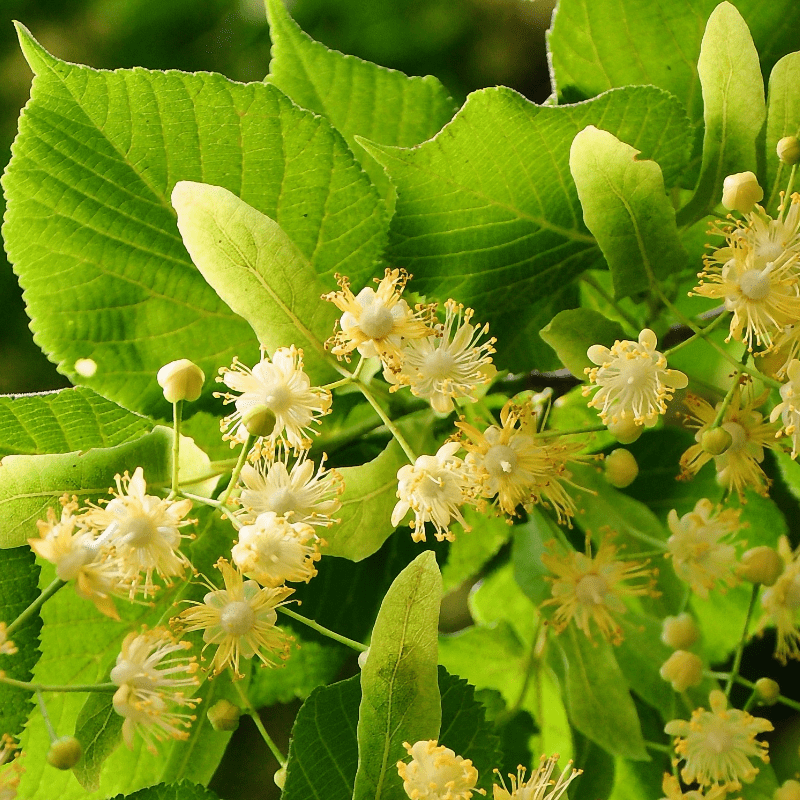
[0,0,556,395]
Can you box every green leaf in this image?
[548,0,798,133]
[282,668,497,800]
[513,510,560,606]
[0,388,151,458]
[3,25,385,416]
[73,693,123,791]
[265,0,456,198]
[0,547,41,739]
[569,126,687,299]
[353,551,442,800]
[360,85,692,372]
[766,52,800,204]
[677,2,766,225]
[548,625,648,761]
[109,782,221,800]
[540,308,627,376]
[0,426,172,548]
[325,439,407,561]
[171,182,338,382]
[571,732,615,800]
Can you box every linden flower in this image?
[0,624,17,657]
[541,536,658,644]
[387,299,497,414]
[755,536,800,663]
[396,740,484,800]
[666,499,743,599]
[665,689,773,790]
[231,511,322,587]
[770,359,800,457]
[0,734,21,800]
[658,773,733,800]
[584,329,688,427]
[458,401,586,524]
[322,269,433,367]
[173,559,293,677]
[680,391,778,499]
[236,447,343,528]
[28,497,125,619]
[493,754,581,800]
[110,626,199,753]
[391,442,475,543]
[82,468,194,598]
[217,346,332,451]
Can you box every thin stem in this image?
[742,689,758,713]
[278,607,368,653]
[725,584,759,698]
[232,677,286,766]
[5,579,66,639]
[320,376,353,391]
[0,675,117,693]
[705,671,800,713]
[580,273,640,335]
[181,493,241,529]
[644,740,673,754]
[663,311,730,358]
[621,528,669,553]
[169,400,183,499]
[216,434,254,509]
[711,350,748,429]
[535,425,607,439]
[354,378,416,463]
[37,690,58,743]
[780,164,798,222]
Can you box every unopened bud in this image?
[274,766,287,789]
[46,736,82,770]
[721,171,763,214]
[777,136,800,166]
[242,405,277,438]
[754,677,780,705]
[607,416,643,445]
[358,647,370,669]
[701,426,732,456]
[661,613,699,650]
[738,546,783,586]
[659,650,703,692]
[207,699,242,732]
[604,449,639,488]
[776,779,800,800]
[157,359,205,403]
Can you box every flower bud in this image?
[274,766,287,789]
[754,677,780,706]
[358,647,370,669]
[607,416,643,445]
[738,546,783,586]
[659,650,703,692]
[46,736,82,770]
[701,426,732,456]
[721,171,763,214]
[661,613,699,650]
[776,779,800,800]
[207,699,242,732]
[242,405,278,438]
[604,448,639,488]
[157,359,205,403]
[777,136,800,166]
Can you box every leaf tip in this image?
[14,22,57,75]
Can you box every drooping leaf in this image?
[677,2,766,225]
[540,308,627,376]
[571,731,615,800]
[0,388,151,458]
[3,25,385,416]
[766,52,800,205]
[325,438,408,561]
[569,126,687,299]
[0,547,41,739]
[265,0,456,197]
[361,85,692,372]
[548,626,648,761]
[353,551,442,800]
[0,426,172,549]
[171,181,338,382]
[72,693,123,791]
